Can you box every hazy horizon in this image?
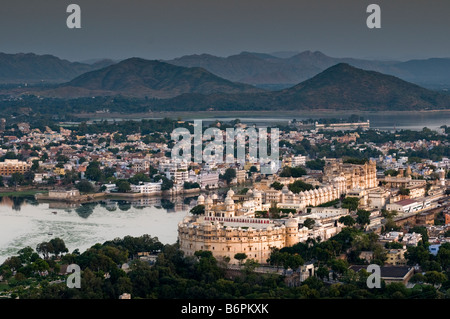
[1,0,450,62]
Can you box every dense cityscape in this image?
[0,116,449,299]
[2,1,450,307]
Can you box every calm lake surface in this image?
[195,111,450,131]
[0,196,194,263]
[87,110,450,131]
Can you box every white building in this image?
[131,182,162,194]
[198,172,219,189]
[292,155,306,167]
[386,199,429,215]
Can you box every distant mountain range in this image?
[1,51,450,112]
[167,51,450,90]
[0,52,115,84]
[3,51,450,90]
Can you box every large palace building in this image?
[178,160,378,265]
[178,190,300,264]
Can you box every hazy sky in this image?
[1,0,449,62]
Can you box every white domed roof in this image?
[282,185,289,193]
[205,196,213,204]
[225,196,234,205]
[227,189,235,197]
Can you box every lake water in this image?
[196,111,450,131]
[0,196,193,264]
[88,111,450,131]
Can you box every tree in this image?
[9,172,24,187]
[356,209,371,227]
[330,259,349,277]
[437,243,450,270]
[36,242,54,260]
[342,197,359,211]
[243,259,259,274]
[410,273,426,284]
[183,181,200,189]
[288,180,314,194]
[3,256,22,271]
[129,173,151,185]
[270,181,284,190]
[76,180,95,193]
[279,166,307,178]
[306,159,325,171]
[32,258,50,273]
[425,271,447,286]
[399,187,410,196]
[31,160,40,171]
[154,175,173,191]
[85,161,103,182]
[268,202,280,219]
[405,245,430,267]
[338,215,356,227]
[316,266,330,280]
[267,248,284,269]
[49,238,68,257]
[220,168,236,185]
[234,253,247,266]
[116,180,131,193]
[190,205,205,216]
[303,218,315,229]
[17,247,39,264]
[284,254,304,271]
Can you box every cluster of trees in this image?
[36,238,69,259]
[3,231,450,299]
[183,181,200,189]
[279,166,307,178]
[269,177,316,194]
[219,168,236,185]
[305,159,325,171]
[341,197,360,211]
[288,180,316,194]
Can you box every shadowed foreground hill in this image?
[273,63,450,110]
[42,58,264,99]
[152,63,450,111]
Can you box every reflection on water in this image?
[0,195,200,264]
[0,195,39,212]
[0,195,197,213]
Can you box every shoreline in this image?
[34,189,202,203]
[70,109,450,121]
